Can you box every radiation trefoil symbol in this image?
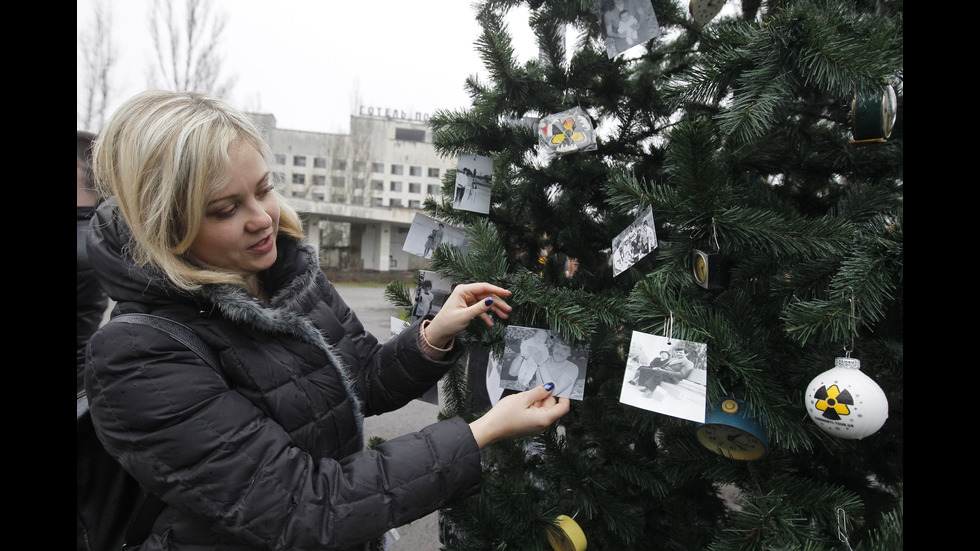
[538,107,596,156]
[811,385,854,420]
[550,117,586,146]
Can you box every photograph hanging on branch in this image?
[452,154,493,214]
[410,270,454,324]
[390,317,438,405]
[612,205,658,276]
[595,0,661,58]
[496,326,589,400]
[620,330,707,423]
[403,213,468,259]
[537,106,597,158]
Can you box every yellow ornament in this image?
[546,515,587,551]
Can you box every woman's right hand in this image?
[423,283,512,348]
[469,383,570,449]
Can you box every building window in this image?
[332,194,346,203]
[292,174,305,185]
[331,176,345,187]
[372,180,384,191]
[312,192,324,201]
[409,166,422,177]
[314,157,327,169]
[409,183,421,193]
[372,197,383,207]
[428,167,440,178]
[409,200,421,208]
[274,154,286,165]
[390,164,404,175]
[395,128,426,142]
[332,159,346,170]
[390,181,403,192]
[353,161,367,172]
[390,198,403,207]
[314,175,326,186]
[353,177,365,189]
[372,162,384,173]
[293,155,306,167]
[427,184,440,195]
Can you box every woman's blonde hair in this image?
[93,90,304,291]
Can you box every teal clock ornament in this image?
[851,84,897,143]
[696,398,768,460]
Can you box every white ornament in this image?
[804,357,888,439]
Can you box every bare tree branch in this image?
[147,0,236,96]
[77,0,116,132]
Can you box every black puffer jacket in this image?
[77,205,108,394]
[85,200,482,550]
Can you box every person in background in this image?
[77,130,108,395]
[85,90,569,551]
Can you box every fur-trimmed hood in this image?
[89,198,331,350]
[87,197,365,432]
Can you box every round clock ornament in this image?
[850,84,897,143]
[696,398,769,461]
[692,249,732,290]
[804,357,888,439]
[546,514,587,551]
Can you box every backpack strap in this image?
[110,313,220,371]
[102,313,222,549]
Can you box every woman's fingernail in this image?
[485,297,494,307]
[544,382,555,391]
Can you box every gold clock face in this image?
[694,255,708,283]
[696,424,766,460]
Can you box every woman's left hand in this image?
[423,283,512,348]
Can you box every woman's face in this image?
[552,343,571,361]
[189,143,280,279]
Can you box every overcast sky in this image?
[77,0,539,134]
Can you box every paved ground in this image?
[334,283,444,550]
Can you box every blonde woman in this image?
[84,90,569,551]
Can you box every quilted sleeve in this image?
[86,321,481,550]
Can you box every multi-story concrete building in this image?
[249,110,456,273]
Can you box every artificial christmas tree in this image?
[386,1,902,549]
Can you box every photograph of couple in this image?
[620,330,707,423]
[494,326,589,401]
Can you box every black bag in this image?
[77,313,220,551]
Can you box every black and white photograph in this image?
[409,271,454,324]
[619,330,707,423]
[389,316,438,405]
[452,154,493,214]
[496,326,589,401]
[403,213,469,259]
[595,0,661,58]
[612,205,658,276]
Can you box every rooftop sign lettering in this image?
[358,106,430,123]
